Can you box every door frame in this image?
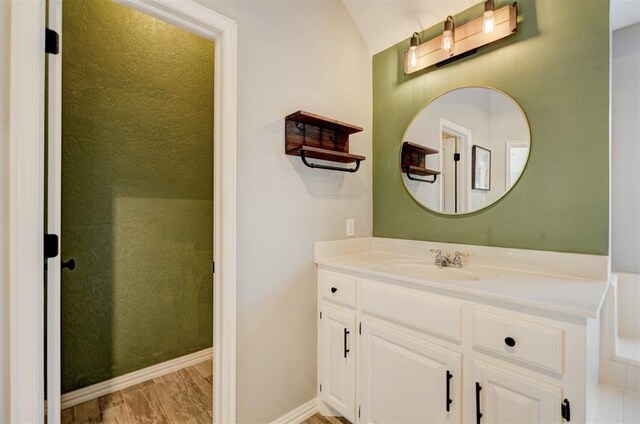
[8,0,238,422]
[439,118,472,213]
[8,2,46,423]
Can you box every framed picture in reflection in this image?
[472,145,491,191]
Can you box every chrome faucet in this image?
[429,249,469,268]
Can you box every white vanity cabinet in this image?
[317,269,598,424]
[359,322,461,423]
[474,361,563,424]
[318,271,358,422]
[319,304,356,422]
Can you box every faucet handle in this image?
[452,251,469,264]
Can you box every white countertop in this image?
[316,247,609,319]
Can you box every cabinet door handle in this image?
[446,370,453,412]
[343,328,350,358]
[476,382,483,424]
[562,399,571,422]
[504,337,516,347]
[331,287,337,293]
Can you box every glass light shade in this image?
[441,30,453,54]
[410,47,417,67]
[483,10,495,33]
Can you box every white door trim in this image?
[8,2,46,423]
[439,118,472,213]
[47,1,63,423]
[9,1,238,422]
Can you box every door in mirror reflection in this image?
[401,87,530,215]
[507,142,529,189]
[442,133,467,214]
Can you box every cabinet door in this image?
[474,361,562,424]
[320,304,356,422]
[359,322,461,423]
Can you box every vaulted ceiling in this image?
[342,0,640,55]
[342,0,478,54]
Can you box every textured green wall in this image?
[62,0,214,392]
[373,0,609,254]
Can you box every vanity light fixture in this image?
[409,32,421,67]
[404,2,517,75]
[442,16,455,56]
[483,0,496,33]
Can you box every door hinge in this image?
[453,153,461,162]
[359,322,362,335]
[358,405,361,418]
[320,311,322,319]
[319,383,322,392]
[212,261,215,274]
[561,399,571,422]
[44,234,59,259]
[45,28,60,54]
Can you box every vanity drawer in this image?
[473,310,564,374]
[360,280,462,343]
[319,270,356,309]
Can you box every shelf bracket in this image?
[300,150,361,173]
[404,167,437,183]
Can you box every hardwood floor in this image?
[61,359,213,424]
[61,360,349,424]
[301,413,350,424]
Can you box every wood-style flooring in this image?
[61,359,349,424]
[301,413,350,424]
[61,359,213,424]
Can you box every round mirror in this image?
[401,87,530,214]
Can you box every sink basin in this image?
[376,259,499,282]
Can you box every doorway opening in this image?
[50,0,214,421]
[441,133,461,213]
[41,0,237,422]
[438,119,471,214]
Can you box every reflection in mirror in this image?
[401,87,530,214]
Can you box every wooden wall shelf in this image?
[401,141,441,183]
[286,111,365,173]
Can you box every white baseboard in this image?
[59,347,213,410]
[270,397,319,424]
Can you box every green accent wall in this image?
[373,0,610,254]
[62,0,214,393]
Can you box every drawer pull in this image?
[331,287,338,293]
[504,337,516,347]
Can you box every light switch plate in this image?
[346,218,355,237]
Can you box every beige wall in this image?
[0,1,10,421]
[193,1,372,422]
